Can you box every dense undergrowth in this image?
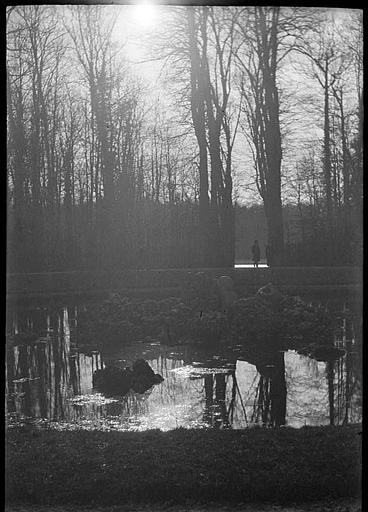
[75,278,335,351]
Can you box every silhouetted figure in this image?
[251,240,261,268]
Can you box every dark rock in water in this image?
[93,366,133,395]
[132,358,156,377]
[93,359,164,396]
[131,359,164,393]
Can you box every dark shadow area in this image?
[5,424,361,506]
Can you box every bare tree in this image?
[186,7,212,264]
[186,6,240,265]
[206,6,240,266]
[236,7,284,264]
[294,13,350,227]
[64,5,119,207]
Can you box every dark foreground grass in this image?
[5,425,361,507]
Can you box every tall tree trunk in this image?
[339,98,349,208]
[260,9,283,264]
[7,71,26,233]
[187,8,211,266]
[264,71,284,264]
[239,7,284,265]
[323,61,333,226]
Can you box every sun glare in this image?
[131,1,157,28]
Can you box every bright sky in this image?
[55,4,360,206]
[110,4,361,206]
[112,4,164,84]
[6,4,361,209]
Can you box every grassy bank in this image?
[3,499,364,512]
[6,266,362,302]
[6,425,361,507]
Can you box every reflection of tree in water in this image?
[203,374,214,425]
[124,356,205,428]
[284,300,362,427]
[325,300,362,426]
[250,351,287,427]
[149,357,190,407]
[202,374,228,429]
[6,306,103,425]
[202,371,246,429]
[6,298,362,430]
[326,345,362,426]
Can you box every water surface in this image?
[6,296,362,431]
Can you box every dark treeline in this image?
[236,204,362,266]
[7,6,362,272]
[7,200,361,273]
[7,200,203,272]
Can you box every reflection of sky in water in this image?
[6,302,362,431]
[285,352,330,427]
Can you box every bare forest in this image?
[6,6,363,271]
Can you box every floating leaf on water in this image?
[172,365,232,378]
[12,377,40,383]
[68,393,119,406]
